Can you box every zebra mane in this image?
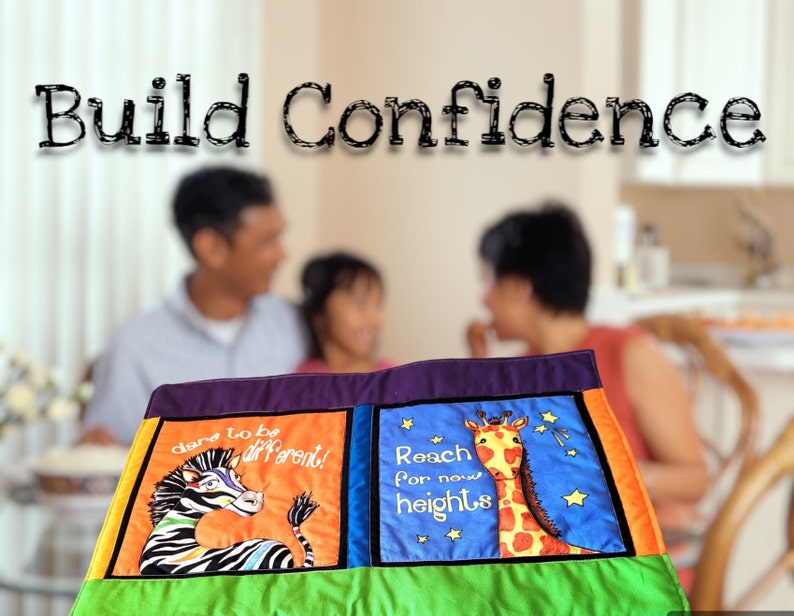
[147,447,236,527]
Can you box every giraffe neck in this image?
[494,474,576,557]
[495,475,545,555]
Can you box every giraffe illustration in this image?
[465,410,592,558]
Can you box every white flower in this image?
[75,381,95,403]
[0,423,17,439]
[1,349,94,437]
[21,406,40,422]
[46,397,80,422]
[26,363,48,389]
[5,383,36,415]
[48,368,63,388]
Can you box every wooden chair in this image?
[634,314,760,482]
[689,418,794,610]
[634,314,762,590]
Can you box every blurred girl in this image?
[294,251,396,373]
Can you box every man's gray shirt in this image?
[82,282,308,445]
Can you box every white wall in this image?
[0,0,268,386]
[269,0,622,363]
[1,0,623,387]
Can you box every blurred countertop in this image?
[588,284,794,373]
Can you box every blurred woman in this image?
[467,202,709,564]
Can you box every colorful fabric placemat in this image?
[71,351,688,615]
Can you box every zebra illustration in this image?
[139,447,319,575]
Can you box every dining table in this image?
[0,475,108,616]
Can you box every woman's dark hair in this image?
[479,201,591,314]
[173,166,275,255]
[300,251,384,358]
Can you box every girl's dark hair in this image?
[300,251,383,358]
[479,201,592,314]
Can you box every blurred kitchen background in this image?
[0,0,792,612]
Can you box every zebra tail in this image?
[287,491,320,568]
[287,491,320,526]
[292,526,315,567]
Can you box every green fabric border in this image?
[71,554,688,616]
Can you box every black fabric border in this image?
[370,390,635,568]
[104,408,354,579]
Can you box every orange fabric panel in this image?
[105,411,348,576]
[582,388,665,556]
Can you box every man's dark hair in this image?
[300,251,383,359]
[173,166,275,254]
[479,201,592,314]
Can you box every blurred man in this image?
[81,166,308,446]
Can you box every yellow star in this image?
[533,424,548,434]
[562,488,589,507]
[417,535,429,544]
[565,449,578,457]
[541,411,559,423]
[445,528,462,542]
[429,435,444,444]
[400,417,414,430]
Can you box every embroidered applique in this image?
[70,353,688,616]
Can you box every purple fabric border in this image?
[145,351,601,420]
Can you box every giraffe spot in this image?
[477,446,495,463]
[487,465,504,480]
[499,540,512,558]
[520,510,542,532]
[498,506,516,531]
[512,489,527,506]
[494,430,504,439]
[503,446,523,465]
[539,534,571,556]
[512,531,534,554]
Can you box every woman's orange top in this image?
[526,325,651,461]
[571,325,650,461]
